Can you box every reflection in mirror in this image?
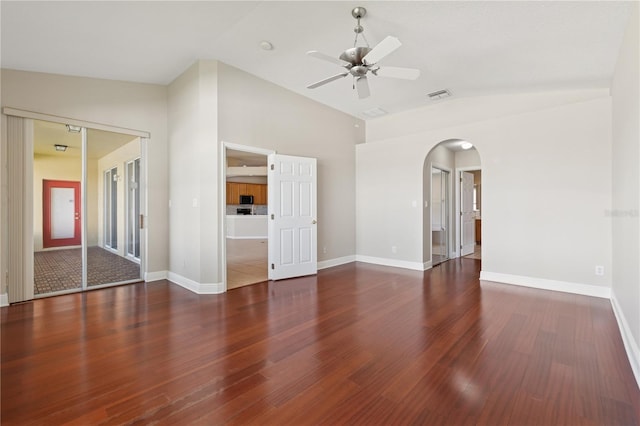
[33,120,83,295]
[87,129,142,288]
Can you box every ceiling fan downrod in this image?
[351,7,369,47]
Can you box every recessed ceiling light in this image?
[54,144,68,152]
[260,41,274,51]
[461,141,473,150]
[66,124,81,133]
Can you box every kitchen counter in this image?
[226,215,268,239]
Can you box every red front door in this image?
[43,179,81,248]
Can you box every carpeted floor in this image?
[34,247,141,295]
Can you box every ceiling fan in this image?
[306,6,420,99]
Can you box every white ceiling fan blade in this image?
[375,66,420,80]
[307,50,351,67]
[307,72,349,89]
[356,76,370,99]
[362,36,402,65]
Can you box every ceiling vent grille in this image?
[362,107,388,118]
[427,89,452,100]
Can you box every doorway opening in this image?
[460,169,482,260]
[423,139,481,267]
[431,166,450,266]
[32,119,144,296]
[223,145,271,290]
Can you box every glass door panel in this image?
[33,120,83,295]
[127,158,141,260]
[431,167,450,266]
[86,129,141,288]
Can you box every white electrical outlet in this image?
[391,246,397,254]
[323,246,327,254]
[595,265,604,276]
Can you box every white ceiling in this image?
[33,120,139,159]
[1,1,632,120]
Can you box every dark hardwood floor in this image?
[2,259,639,425]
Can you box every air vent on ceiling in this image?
[362,107,388,118]
[427,89,452,100]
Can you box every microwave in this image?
[239,195,254,204]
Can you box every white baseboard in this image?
[356,255,426,271]
[479,271,611,299]
[167,272,225,295]
[610,292,640,390]
[318,255,356,270]
[423,260,433,270]
[0,293,8,307]
[145,270,168,282]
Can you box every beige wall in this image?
[358,91,613,291]
[611,3,639,380]
[218,62,364,265]
[167,60,363,287]
[1,69,169,277]
[167,61,220,284]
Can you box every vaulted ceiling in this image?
[1,1,632,119]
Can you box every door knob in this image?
[312,219,317,224]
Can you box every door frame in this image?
[2,107,150,302]
[42,179,81,248]
[220,141,275,292]
[430,164,452,265]
[455,166,482,259]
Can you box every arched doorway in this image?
[423,139,482,267]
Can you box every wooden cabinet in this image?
[226,182,267,205]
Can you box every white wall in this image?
[218,62,364,265]
[166,60,362,289]
[1,69,169,278]
[167,61,220,285]
[358,91,612,291]
[455,149,482,169]
[611,3,639,383]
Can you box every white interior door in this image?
[268,153,317,280]
[461,171,475,256]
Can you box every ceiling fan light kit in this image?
[306,6,420,99]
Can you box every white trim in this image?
[318,255,356,270]
[610,292,640,389]
[226,235,268,240]
[356,255,426,271]
[220,141,276,293]
[455,166,482,260]
[223,142,275,157]
[167,272,225,295]
[145,270,168,282]
[2,107,150,138]
[479,271,611,299]
[423,260,433,270]
[0,293,8,307]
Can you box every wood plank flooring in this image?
[2,259,639,425]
